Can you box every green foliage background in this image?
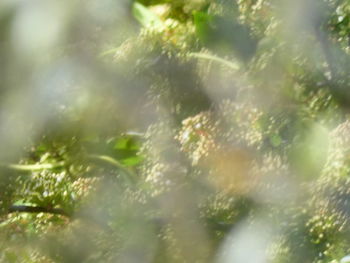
[1,0,350,262]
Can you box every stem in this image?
[0,162,65,172]
[87,154,137,183]
[188,52,240,70]
[8,205,70,217]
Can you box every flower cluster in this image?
[176,111,218,165]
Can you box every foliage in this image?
[1,0,350,262]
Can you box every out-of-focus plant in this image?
[1,0,350,262]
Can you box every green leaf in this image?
[114,137,129,150]
[132,2,163,29]
[121,156,143,167]
[114,136,141,151]
[193,11,213,43]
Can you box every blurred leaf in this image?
[132,2,163,29]
[120,155,143,167]
[193,11,213,43]
[114,137,129,150]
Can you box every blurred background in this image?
[1,0,350,262]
